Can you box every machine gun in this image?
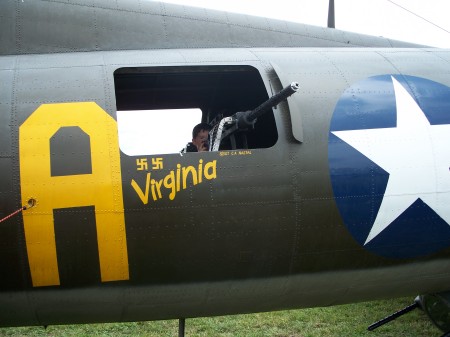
[209,81,300,151]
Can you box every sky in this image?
[160,0,450,48]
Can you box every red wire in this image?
[0,206,27,224]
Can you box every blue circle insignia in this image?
[328,75,450,258]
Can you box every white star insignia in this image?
[332,76,450,245]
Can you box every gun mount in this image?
[209,81,299,151]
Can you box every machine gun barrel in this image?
[237,81,299,128]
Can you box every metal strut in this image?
[178,318,185,337]
[368,300,420,331]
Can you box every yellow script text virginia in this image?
[131,159,217,204]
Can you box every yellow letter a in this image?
[19,103,129,287]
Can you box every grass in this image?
[0,297,441,337]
